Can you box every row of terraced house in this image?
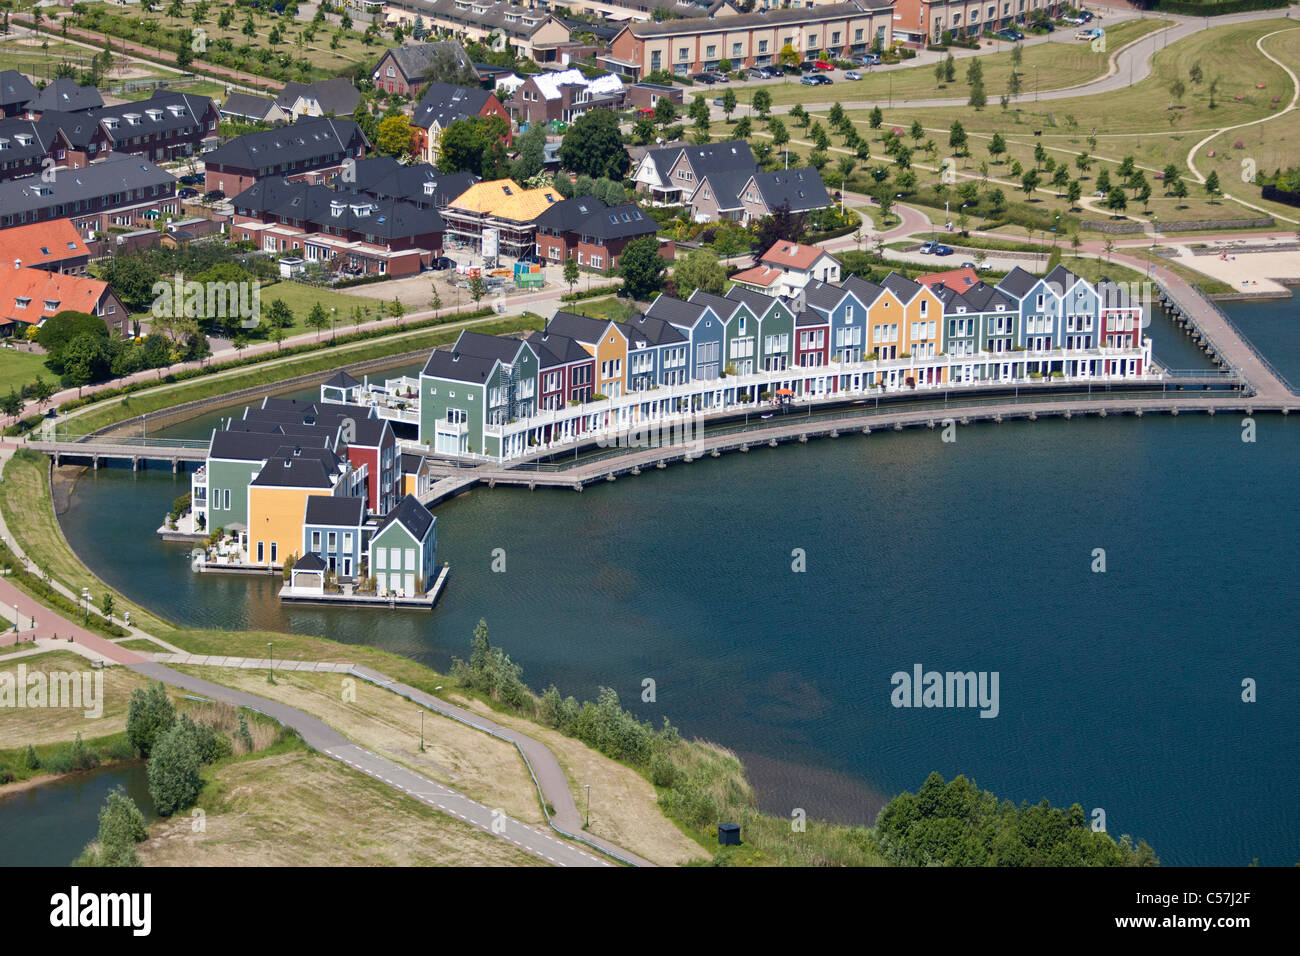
[417,258,1150,459]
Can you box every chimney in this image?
[13,259,20,270]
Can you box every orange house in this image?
[881,273,945,384]
[543,312,629,399]
[247,456,346,568]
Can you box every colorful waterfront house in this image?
[341,415,400,516]
[368,495,437,597]
[320,369,363,404]
[248,450,354,568]
[879,273,944,384]
[542,311,629,399]
[997,266,1063,354]
[688,289,760,378]
[614,313,690,391]
[1097,279,1146,377]
[301,494,366,579]
[930,280,1021,383]
[644,294,726,388]
[805,279,871,370]
[793,308,830,373]
[420,330,539,459]
[400,452,439,498]
[726,285,796,374]
[195,428,338,532]
[1045,264,1100,354]
[526,328,596,413]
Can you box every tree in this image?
[88,787,147,867]
[768,117,789,148]
[968,80,986,110]
[1009,159,1023,178]
[127,682,176,757]
[468,273,485,306]
[559,110,629,180]
[909,119,924,144]
[752,201,807,254]
[869,106,883,129]
[966,57,983,87]
[988,132,1006,164]
[1137,181,1152,210]
[1208,75,1220,110]
[100,592,115,623]
[1020,169,1041,198]
[1052,166,1070,196]
[721,87,736,121]
[563,255,579,293]
[231,331,248,357]
[1067,179,1082,208]
[147,718,202,816]
[1171,178,1189,203]
[733,115,752,140]
[619,236,666,301]
[949,120,967,156]
[264,298,293,350]
[1096,168,1112,194]
[936,60,947,87]
[1075,152,1091,175]
[306,302,330,339]
[1008,70,1022,99]
[1168,77,1186,109]
[1162,164,1181,195]
[810,122,830,151]
[439,115,510,178]
[1189,61,1203,86]
[1117,155,1135,184]
[1128,169,1148,199]
[789,104,808,128]
[30,376,55,407]
[944,53,956,84]
[1204,170,1220,199]
[1011,43,1023,70]
[0,389,20,421]
[751,87,771,118]
[1105,186,1128,213]
[374,114,412,157]
[1033,143,1047,169]
[828,102,846,130]
[510,121,548,181]
[673,248,726,298]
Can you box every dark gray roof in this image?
[0,70,37,108]
[881,271,923,304]
[347,156,476,208]
[412,82,492,130]
[231,177,444,240]
[687,288,743,320]
[796,308,829,327]
[304,494,366,527]
[803,279,851,313]
[323,370,361,389]
[747,167,830,214]
[422,331,530,383]
[1044,263,1083,295]
[543,310,616,345]
[205,117,365,173]
[725,284,782,317]
[250,455,337,489]
[401,451,428,474]
[384,40,473,82]
[221,92,280,122]
[526,329,592,368]
[693,168,752,212]
[616,313,687,349]
[293,551,328,572]
[0,115,62,166]
[49,91,216,149]
[842,274,884,306]
[959,281,1018,313]
[680,140,755,178]
[997,266,1039,299]
[374,494,434,542]
[644,293,710,329]
[1096,279,1134,309]
[347,417,391,448]
[0,154,174,218]
[276,78,360,116]
[27,78,103,113]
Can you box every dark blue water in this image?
[0,763,155,866]
[51,296,1300,866]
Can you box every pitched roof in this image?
[421,331,530,383]
[0,114,63,166]
[0,70,36,108]
[528,68,623,102]
[49,91,215,149]
[304,494,366,527]
[997,266,1040,299]
[220,92,280,122]
[543,310,615,345]
[644,293,710,329]
[0,154,176,218]
[384,40,473,82]
[250,455,338,489]
[680,140,755,179]
[208,428,334,463]
[917,266,979,291]
[340,156,476,209]
[412,82,493,130]
[1096,278,1135,309]
[746,167,830,214]
[687,288,743,321]
[276,78,360,116]
[623,1,884,37]
[880,271,924,304]
[0,267,111,327]
[525,329,593,368]
[0,219,88,269]
[728,265,782,289]
[725,284,783,316]
[205,117,364,173]
[446,179,561,222]
[323,370,360,389]
[692,168,753,212]
[1045,263,1083,295]
[841,274,884,306]
[231,178,444,240]
[760,241,830,272]
[374,494,434,542]
[293,551,328,572]
[535,195,655,240]
[616,312,687,348]
[803,278,852,312]
[27,78,103,113]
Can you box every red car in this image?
[636,107,654,116]
[815,60,834,71]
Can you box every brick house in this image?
[204,117,368,198]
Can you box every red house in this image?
[1097,279,1145,376]
[795,310,830,369]
[526,328,596,441]
[531,195,657,271]
[345,416,400,515]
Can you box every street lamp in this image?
[419,709,425,752]
[584,784,591,828]
[81,587,89,626]
[267,641,275,683]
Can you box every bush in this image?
[147,719,203,817]
[79,786,148,867]
[127,682,176,758]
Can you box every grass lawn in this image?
[138,749,545,866]
[0,347,51,395]
[726,18,1170,111]
[0,650,153,748]
[67,313,545,435]
[116,637,172,653]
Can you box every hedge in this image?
[1146,0,1285,12]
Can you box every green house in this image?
[368,494,437,596]
[419,330,538,459]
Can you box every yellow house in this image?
[879,273,945,385]
[247,456,345,568]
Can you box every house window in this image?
[679,47,689,60]
[376,548,386,570]
[327,531,337,550]
[311,531,321,551]
[732,42,742,57]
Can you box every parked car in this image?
[692,73,716,84]
[748,67,772,79]
[859,53,882,66]
[934,244,955,256]
[178,187,198,199]
[996,28,1025,42]
[799,60,818,72]
[203,189,225,202]
[800,74,832,86]
[178,173,204,186]
[708,71,729,82]
[430,256,455,271]
[814,60,833,71]
[635,107,654,117]
[845,70,863,81]
[919,241,938,254]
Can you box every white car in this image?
[845,70,863,81]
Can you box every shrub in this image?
[127,681,176,758]
[147,719,203,817]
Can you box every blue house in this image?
[616,312,689,390]
[644,294,725,393]
[998,266,1064,352]
[302,495,366,579]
